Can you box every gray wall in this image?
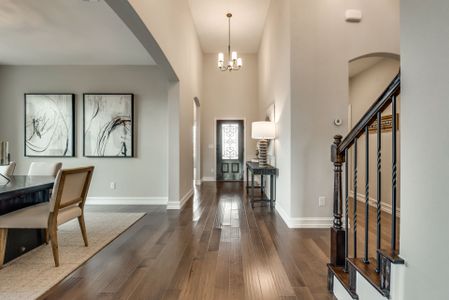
[349,58,400,213]
[289,0,399,222]
[0,65,169,201]
[258,0,292,218]
[201,53,259,180]
[400,0,449,298]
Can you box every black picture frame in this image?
[24,93,76,157]
[83,93,134,158]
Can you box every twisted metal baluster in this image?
[344,149,349,272]
[391,96,398,252]
[353,138,358,258]
[376,111,382,273]
[363,127,370,264]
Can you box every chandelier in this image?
[217,13,242,72]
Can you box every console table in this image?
[0,176,54,263]
[246,161,278,208]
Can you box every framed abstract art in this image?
[24,93,75,157]
[83,93,134,157]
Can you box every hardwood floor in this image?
[347,199,400,261]
[40,182,333,300]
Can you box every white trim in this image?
[167,188,193,210]
[202,177,249,182]
[276,205,333,229]
[350,191,401,216]
[87,197,167,205]
[214,117,247,181]
[194,179,202,185]
[201,176,216,182]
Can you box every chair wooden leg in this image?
[0,229,8,267]
[78,215,88,247]
[49,225,59,267]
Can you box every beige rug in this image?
[0,212,145,300]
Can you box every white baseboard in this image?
[167,188,193,210]
[350,191,401,216]
[201,176,215,182]
[276,204,333,229]
[87,196,167,205]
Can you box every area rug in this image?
[0,212,145,300]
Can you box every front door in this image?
[216,120,244,181]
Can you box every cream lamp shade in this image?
[251,121,275,140]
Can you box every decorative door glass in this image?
[221,124,239,160]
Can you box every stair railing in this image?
[330,73,400,274]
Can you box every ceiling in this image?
[189,0,271,54]
[349,57,384,78]
[0,0,155,65]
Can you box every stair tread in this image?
[328,264,359,299]
[378,249,405,264]
[347,258,388,297]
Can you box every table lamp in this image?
[252,121,275,166]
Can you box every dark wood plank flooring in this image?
[348,199,400,260]
[40,182,333,300]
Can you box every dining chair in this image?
[0,166,94,267]
[0,161,16,177]
[28,162,62,176]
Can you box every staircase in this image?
[327,74,404,299]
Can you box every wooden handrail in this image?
[338,73,400,153]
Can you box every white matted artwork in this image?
[83,94,134,157]
[265,103,276,166]
[25,94,75,157]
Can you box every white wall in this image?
[126,0,203,207]
[258,0,292,220]
[0,65,168,202]
[201,54,259,180]
[349,58,400,213]
[400,1,449,298]
[259,0,399,227]
[289,0,399,223]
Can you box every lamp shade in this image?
[251,121,275,139]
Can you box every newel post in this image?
[330,135,345,266]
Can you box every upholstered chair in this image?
[0,161,16,177]
[0,166,94,267]
[27,162,62,176]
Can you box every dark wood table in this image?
[0,175,55,262]
[246,161,278,208]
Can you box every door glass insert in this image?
[221,123,239,160]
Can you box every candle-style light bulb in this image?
[231,51,237,61]
[218,52,224,62]
[237,57,243,67]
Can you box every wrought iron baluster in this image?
[364,127,370,264]
[344,149,349,272]
[353,138,358,258]
[391,96,398,252]
[376,111,382,273]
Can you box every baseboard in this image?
[201,176,215,182]
[350,191,401,216]
[87,196,168,205]
[167,188,193,210]
[276,204,333,229]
